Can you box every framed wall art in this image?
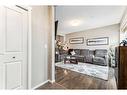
[86,37,109,46]
[69,37,84,44]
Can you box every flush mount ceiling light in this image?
[70,20,81,26]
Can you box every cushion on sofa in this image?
[95,49,107,57]
[68,49,74,55]
[73,49,80,55]
[93,57,106,66]
[84,55,93,63]
[89,50,94,55]
[80,49,89,56]
[70,50,76,55]
[77,56,84,62]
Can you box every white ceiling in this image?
[55,6,126,35]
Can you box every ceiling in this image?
[55,6,126,35]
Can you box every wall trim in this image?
[51,6,55,82]
[48,79,55,84]
[27,7,32,89]
[32,80,49,90]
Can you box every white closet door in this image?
[6,8,23,52]
[6,61,22,89]
[0,6,28,89]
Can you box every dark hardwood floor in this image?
[37,82,66,89]
[37,66,117,89]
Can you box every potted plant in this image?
[120,38,127,46]
[56,40,63,49]
[108,45,116,67]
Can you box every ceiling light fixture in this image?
[70,20,81,26]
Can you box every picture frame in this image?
[69,37,84,44]
[86,37,109,46]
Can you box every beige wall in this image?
[31,6,49,88]
[66,24,120,50]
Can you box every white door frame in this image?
[27,7,32,89]
[51,6,55,83]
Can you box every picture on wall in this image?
[86,37,109,46]
[69,37,84,44]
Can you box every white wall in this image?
[120,8,127,42]
[31,6,49,88]
[66,24,120,50]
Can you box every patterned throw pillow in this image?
[71,50,76,55]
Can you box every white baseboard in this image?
[48,79,55,84]
[32,80,49,90]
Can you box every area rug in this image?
[55,62,109,80]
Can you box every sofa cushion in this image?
[77,56,84,62]
[89,50,94,55]
[68,49,74,55]
[84,55,93,63]
[93,57,106,66]
[80,49,89,56]
[95,49,107,57]
[73,49,80,55]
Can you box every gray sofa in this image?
[68,49,108,66]
[55,48,68,62]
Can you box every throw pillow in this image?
[71,50,76,55]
